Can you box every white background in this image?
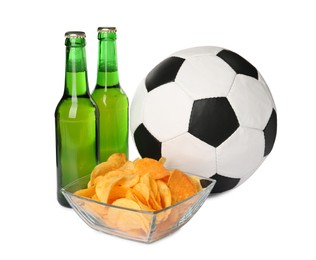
[1,0,315,259]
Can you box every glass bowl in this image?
[61,174,215,243]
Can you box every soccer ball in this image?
[130,46,277,193]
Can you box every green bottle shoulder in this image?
[92,86,128,102]
[55,96,98,119]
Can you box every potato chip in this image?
[91,194,99,201]
[139,172,150,187]
[84,199,108,217]
[168,169,198,204]
[118,160,135,171]
[117,172,140,188]
[190,175,203,192]
[88,162,112,187]
[140,173,162,210]
[94,175,104,184]
[100,168,121,177]
[74,185,95,199]
[148,192,162,211]
[88,154,127,187]
[156,180,171,208]
[108,198,149,233]
[107,153,128,166]
[158,157,166,165]
[125,189,153,211]
[108,186,129,204]
[104,197,139,227]
[133,183,150,203]
[96,171,125,203]
[149,176,159,200]
[159,175,170,183]
[134,158,170,179]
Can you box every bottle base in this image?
[57,194,72,208]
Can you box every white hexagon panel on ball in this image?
[142,82,193,142]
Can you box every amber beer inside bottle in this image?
[92,27,129,162]
[55,31,99,207]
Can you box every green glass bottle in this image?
[55,31,99,207]
[92,27,129,162]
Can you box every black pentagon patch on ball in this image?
[134,123,162,160]
[217,49,258,79]
[189,97,239,147]
[210,173,240,193]
[145,56,185,92]
[263,109,277,156]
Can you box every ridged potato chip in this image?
[107,186,129,204]
[107,198,149,233]
[134,158,170,180]
[96,171,125,203]
[132,183,150,204]
[74,185,95,199]
[168,169,199,204]
[88,153,127,187]
[157,180,171,208]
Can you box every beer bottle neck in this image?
[64,37,89,96]
[96,31,119,87]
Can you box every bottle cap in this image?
[97,27,117,33]
[65,31,86,38]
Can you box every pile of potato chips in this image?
[73,153,203,237]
